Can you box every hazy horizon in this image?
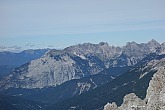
[0,38,165,53]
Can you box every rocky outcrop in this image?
[104,58,165,110]
[104,93,146,110]
[145,67,165,110]
[104,102,118,110]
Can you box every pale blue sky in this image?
[0,0,165,52]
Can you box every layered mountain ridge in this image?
[0,49,49,66]
[0,39,165,89]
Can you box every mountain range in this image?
[0,39,165,110]
[1,39,164,89]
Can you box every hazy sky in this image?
[0,0,165,52]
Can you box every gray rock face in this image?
[104,102,118,110]
[104,93,146,110]
[146,67,165,110]
[0,40,165,89]
[104,58,165,110]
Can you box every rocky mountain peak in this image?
[99,42,109,46]
[147,39,161,52]
[126,41,138,46]
[124,41,140,51]
[161,42,165,46]
[148,39,159,45]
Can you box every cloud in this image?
[25,43,31,46]
[25,43,35,47]
[0,45,22,52]
[48,45,54,48]
[0,46,6,49]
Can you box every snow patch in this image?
[74,52,86,59]
[139,72,148,79]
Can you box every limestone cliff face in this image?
[146,67,165,110]
[104,59,165,110]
